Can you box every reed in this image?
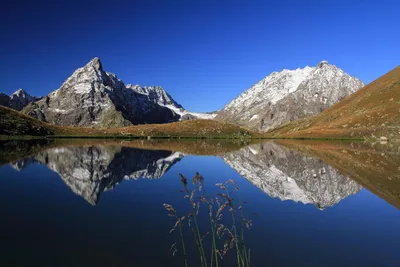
[164,172,253,267]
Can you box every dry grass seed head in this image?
[216,201,228,220]
[216,224,225,237]
[163,203,176,214]
[216,183,226,190]
[170,242,177,256]
[188,211,193,226]
[169,216,185,234]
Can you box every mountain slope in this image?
[269,66,400,139]
[216,61,364,131]
[0,106,55,136]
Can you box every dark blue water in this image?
[0,141,399,267]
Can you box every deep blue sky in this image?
[1,0,399,112]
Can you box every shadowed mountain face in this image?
[12,146,183,205]
[222,142,362,209]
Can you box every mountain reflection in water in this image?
[5,139,397,209]
[223,142,362,209]
[11,146,183,204]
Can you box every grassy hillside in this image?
[268,66,400,140]
[0,106,254,138]
[0,106,57,136]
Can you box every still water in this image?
[0,139,399,267]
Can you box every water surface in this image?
[0,139,399,267]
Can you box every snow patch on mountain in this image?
[227,66,313,109]
[162,104,217,120]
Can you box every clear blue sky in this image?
[1,0,399,112]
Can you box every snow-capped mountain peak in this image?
[317,60,329,68]
[10,88,33,100]
[87,57,103,71]
[215,61,364,131]
[7,88,36,110]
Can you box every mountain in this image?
[0,89,36,111]
[216,61,364,131]
[268,66,400,139]
[21,58,180,127]
[223,142,361,209]
[21,58,213,128]
[11,146,183,204]
[9,89,36,110]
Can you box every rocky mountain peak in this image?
[10,88,34,100]
[7,88,36,110]
[317,60,329,68]
[215,61,364,131]
[11,88,27,97]
[87,57,103,71]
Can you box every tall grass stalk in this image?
[164,173,253,267]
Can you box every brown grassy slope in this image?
[277,140,400,209]
[268,66,400,139]
[0,106,255,138]
[97,119,254,137]
[0,106,57,136]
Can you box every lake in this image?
[0,139,399,267]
